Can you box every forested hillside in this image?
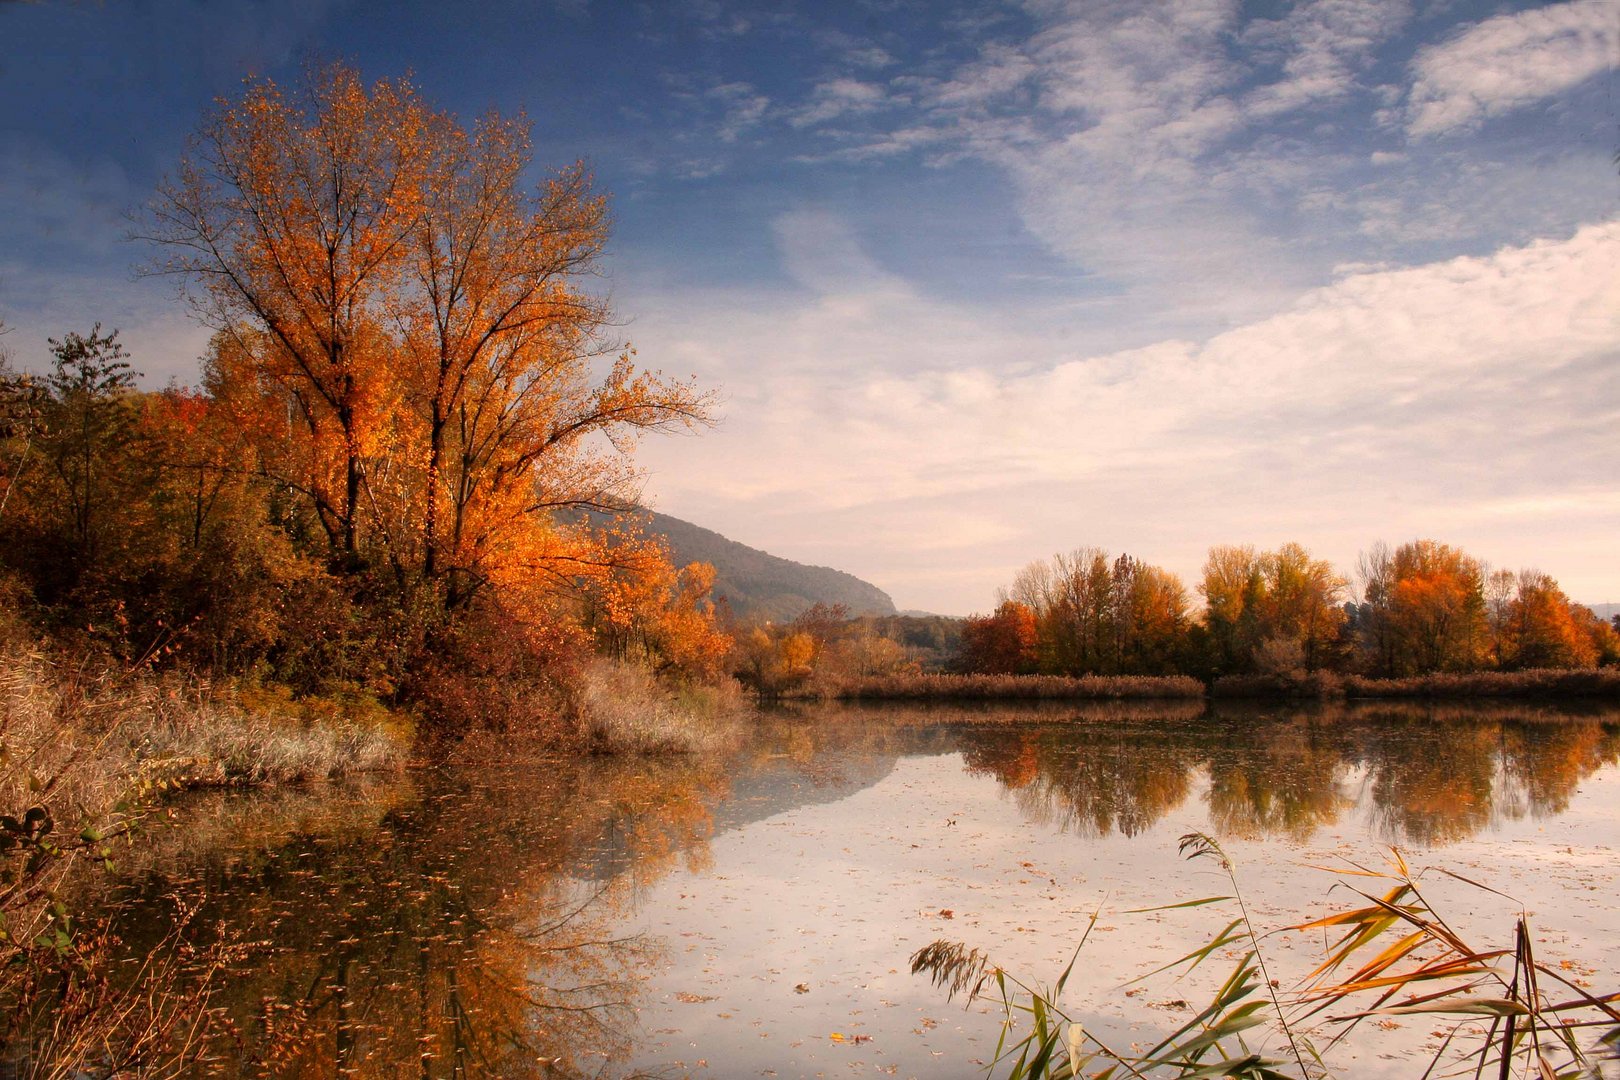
[628,510,897,621]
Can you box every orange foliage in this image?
[1359,540,1488,675]
[580,531,731,681]
[1502,570,1600,669]
[959,600,1038,675]
[139,62,721,702]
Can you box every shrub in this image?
[570,658,746,756]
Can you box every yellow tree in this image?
[145,64,434,559]
[1200,543,1344,673]
[1200,544,1266,673]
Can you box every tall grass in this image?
[913,834,1620,1079]
[1343,668,1620,699]
[810,672,1206,701]
[0,635,404,1077]
[570,657,748,755]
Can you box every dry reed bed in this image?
[1214,667,1620,700]
[572,657,749,755]
[1344,667,1620,698]
[812,672,1207,701]
[0,645,403,823]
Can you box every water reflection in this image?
[845,701,1620,845]
[961,722,1202,837]
[1206,721,1350,840]
[105,757,724,1078]
[86,701,1620,1077]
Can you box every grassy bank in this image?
[798,672,1206,701]
[1212,666,1620,700]
[1,647,405,812]
[786,667,1620,703]
[0,637,408,1075]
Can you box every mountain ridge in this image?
[612,509,898,622]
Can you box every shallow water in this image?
[104,701,1620,1078]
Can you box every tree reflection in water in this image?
[946,702,1619,846]
[102,755,725,1078]
[85,702,1620,1076]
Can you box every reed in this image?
[570,657,748,756]
[1342,668,1620,699]
[807,672,1206,701]
[913,834,1620,1078]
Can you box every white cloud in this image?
[790,78,891,128]
[635,220,1620,613]
[774,0,1610,340]
[1406,2,1618,138]
[706,82,771,143]
[1240,0,1411,118]
[924,43,1037,108]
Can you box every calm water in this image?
[102,701,1620,1078]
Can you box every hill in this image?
[627,510,897,622]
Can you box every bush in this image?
[570,658,746,755]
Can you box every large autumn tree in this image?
[1356,539,1489,675]
[1004,548,1190,676]
[1199,542,1345,675]
[142,63,712,611]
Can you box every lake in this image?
[100,701,1620,1078]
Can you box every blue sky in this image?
[1,0,1616,613]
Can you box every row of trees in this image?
[961,541,1618,680]
[0,65,730,725]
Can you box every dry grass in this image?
[1,648,404,811]
[570,657,748,756]
[1343,667,1620,699]
[809,671,1206,701]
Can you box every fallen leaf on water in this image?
[939,909,954,919]
[674,992,718,1004]
[794,983,810,993]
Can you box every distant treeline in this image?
[734,543,1618,700]
[959,541,1617,683]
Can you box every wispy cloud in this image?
[1405,1,1618,138]
[638,219,1620,611]
[1240,0,1412,118]
[790,77,893,128]
[707,81,771,143]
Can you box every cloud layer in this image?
[639,220,1620,612]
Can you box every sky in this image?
[1,0,1616,615]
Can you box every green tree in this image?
[40,326,141,571]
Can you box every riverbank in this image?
[791,672,1207,700]
[1211,666,1620,699]
[788,667,1620,703]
